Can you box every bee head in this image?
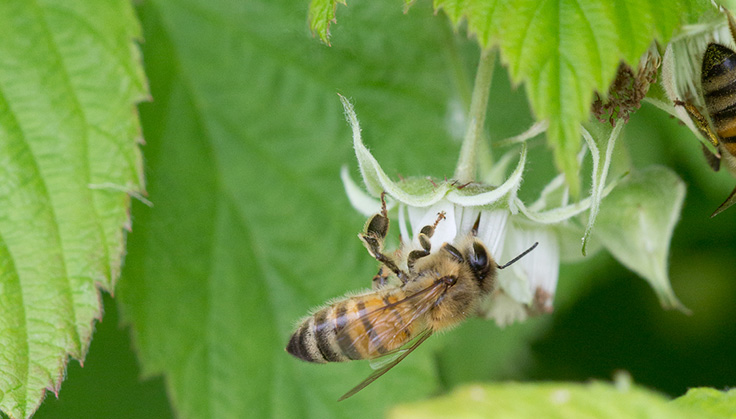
[467,240,494,293]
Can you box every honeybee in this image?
[286,193,537,400]
[675,6,736,217]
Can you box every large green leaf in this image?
[0,1,146,418]
[310,0,710,195]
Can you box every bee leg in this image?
[364,192,390,243]
[360,192,410,283]
[407,212,446,272]
[701,143,722,172]
[673,100,725,172]
[674,100,721,149]
[440,243,464,263]
[407,225,434,271]
[371,266,391,289]
[362,235,408,283]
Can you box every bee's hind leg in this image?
[407,211,446,272]
[361,192,410,283]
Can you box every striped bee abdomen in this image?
[702,43,736,141]
[286,292,415,363]
[286,305,348,363]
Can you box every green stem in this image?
[443,24,472,110]
[453,48,495,183]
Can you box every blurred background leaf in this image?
[389,381,713,419]
[674,388,736,417]
[9,0,736,418]
[118,0,467,418]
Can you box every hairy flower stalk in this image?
[454,48,495,183]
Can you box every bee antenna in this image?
[471,213,481,236]
[497,242,538,270]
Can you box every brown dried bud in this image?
[591,46,661,126]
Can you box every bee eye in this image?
[469,242,489,273]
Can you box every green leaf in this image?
[674,388,736,417]
[595,167,687,311]
[0,1,146,418]
[309,0,346,44]
[389,382,714,419]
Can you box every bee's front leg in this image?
[407,211,446,272]
[360,192,409,283]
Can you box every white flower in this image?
[337,95,624,326]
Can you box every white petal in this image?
[406,205,431,237]
[407,202,458,251]
[341,166,382,217]
[398,204,411,247]
[530,232,560,311]
[454,205,481,237]
[474,210,509,257]
[499,224,560,310]
[497,268,533,304]
[482,292,529,328]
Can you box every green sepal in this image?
[595,166,687,311]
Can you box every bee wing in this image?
[712,184,736,217]
[336,279,446,359]
[338,329,433,401]
[368,348,406,371]
[335,280,447,401]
